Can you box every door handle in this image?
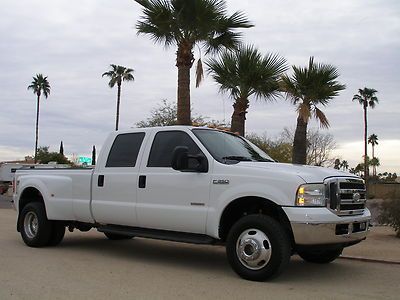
[98,175,104,187]
[138,175,146,188]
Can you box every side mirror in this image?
[171,146,189,170]
[171,146,208,173]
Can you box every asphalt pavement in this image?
[1,208,399,299]
[0,194,13,209]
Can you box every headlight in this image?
[296,184,326,206]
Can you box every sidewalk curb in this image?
[340,255,400,265]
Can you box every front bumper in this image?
[283,207,371,246]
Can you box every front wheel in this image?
[226,215,291,281]
[297,248,343,264]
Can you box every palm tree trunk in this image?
[293,116,308,164]
[115,82,121,131]
[372,144,376,176]
[230,98,249,136]
[34,93,40,163]
[176,42,194,125]
[363,103,369,182]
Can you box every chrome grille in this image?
[325,178,366,216]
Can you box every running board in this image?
[97,225,216,245]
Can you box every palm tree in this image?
[355,163,363,176]
[370,157,380,177]
[368,133,379,176]
[341,160,349,171]
[352,88,379,180]
[27,74,51,163]
[334,158,341,170]
[206,45,287,136]
[368,133,379,158]
[102,64,135,131]
[280,57,345,164]
[135,0,253,125]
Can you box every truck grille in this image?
[326,178,366,216]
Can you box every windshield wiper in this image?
[222,156,252,162]
[254,157,274,162]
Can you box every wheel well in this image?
[19,187,44,211]
[218,196,294,244]
[17,187,45,231]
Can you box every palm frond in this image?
[280,56,345,125]
[195,58,204,87]
[27,73,51,98]
[352,94,363,104]
[206,45,286,103]
[135,0,177,47]
[314,106,330,128]
[135,0,252,53]
[353,87,379,108]
[103,64,135,87]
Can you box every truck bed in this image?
[15,167,95,223]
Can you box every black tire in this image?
[226,214,291,281]
[297,248,343,264]
[20,202,52,247]
[47,222,66,246]
[104,232,133,240]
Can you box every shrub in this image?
[378,198,400,237]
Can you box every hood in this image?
[237,161,359,183]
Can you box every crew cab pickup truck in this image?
[13,126,370,281]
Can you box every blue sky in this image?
[0,0,399,172]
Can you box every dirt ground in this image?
[1,207,400,299]
[343,225,400,262]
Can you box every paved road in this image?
[1,209,399,299]
[0,195,13,209]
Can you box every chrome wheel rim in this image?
[24,211,39,239]
[236,228,272,270]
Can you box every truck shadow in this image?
[58,232,359,282]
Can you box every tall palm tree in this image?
[27,74,51,163]
[135,0,253,125]
[102,64,135,131]
[352,88,379,180]
[206,45,287,136]
[280,57,345,164]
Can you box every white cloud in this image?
[333,140,400,173]
[0,0,399,172]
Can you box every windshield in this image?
[192,129,274,164]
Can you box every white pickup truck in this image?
[13,126,370,281]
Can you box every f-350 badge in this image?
[213,179,230,185]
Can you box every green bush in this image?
[378,198,400,237]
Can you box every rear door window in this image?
[106,133,145,167]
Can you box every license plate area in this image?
[335,222,368,235]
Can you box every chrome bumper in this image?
[283,207,371,246]
[291,221,370,245]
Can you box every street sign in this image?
[78,156,92,165]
